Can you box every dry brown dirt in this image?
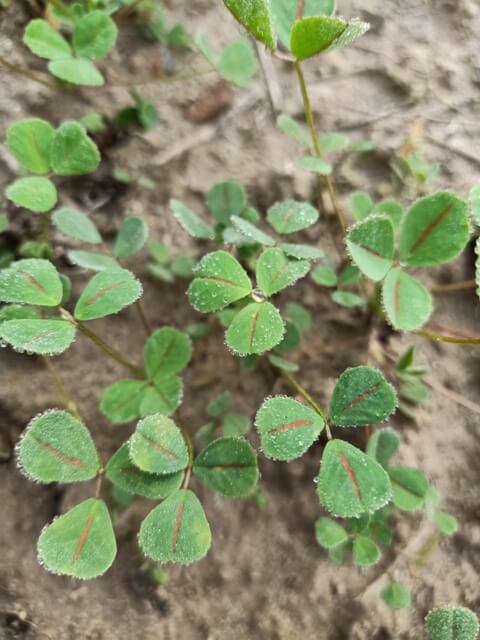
[1,1,480,638]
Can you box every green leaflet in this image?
[225,302,285,356]
[373,199,405,228]
[315,517,348,549]
[470,185,480,226]
[276,114,310,147]
[231,216,276,246]
[279,243,324,261]
[290,16,346,60]
[255,395,324,461]
[38,498,116,579]
[23,19,71,60]
[311,264,337,287]
[223,413,251,436]
[48,58,105,86]
[50,122,100,176]
[0,304,40,323]
[350,191,374,221]
[74,268,143,321]
[68,250,121,272]
[267,199,319,234]
[382,268,432,331]
[188,251,252,312]
[271,0,335,49]
[425,607,479,640]
[114,217,148,258]
[319,131,350,152]
[285,301,312,334]
[139,377,183,417]
[0,319,76,355]
[399,192,470,267]
[366,427,400,468]
[100,379,146,424]
[318,439,392,518]
[17,409,99,483]
[6,177,57,213]
[346,215,394,281]
[6,118,55,174]
[352,535,381,566]
[435,511,458,536]
[331,290,364,308]
[170,199,215,240]
[268,353,299,372]
[256,248,310,297]
[206,180,246,225]
[297,156,332,175]
[193,436,258,497]
[274,320,301,353]
[105,444,183,500]
[144,327,192,380]
[52,207,102,244]
[219,40,258,88]
[381,582,411,609]
[207,391,231,417]
[223,0,276,50]
[0,259,63,306]
[72,10,118,59]
[129,414,189,475]
[329,366,397,427]
[388,466,429,511]
[325,19,370,51]
[138,489,211,564]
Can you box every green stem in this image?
[42,355,83,421]
[0,55,55,90]
[135,299,152,336]
[281,370,332,439]
[415,329,480,346]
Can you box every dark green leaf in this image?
[425,607,479,640]
[144,327,192,380]
[366,427,400,468]
[207,391,231,418]
[346,215,394,281]
[206,181,246,225]
[290,16,346,60]
[381,582,411,609]
[271,0,336,49]
[223,0,276,50]
[352,535,381,566]
[114,217,148,258]
[222,413,251,436]
[139,377,183,417]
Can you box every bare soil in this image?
[1,1,480,638]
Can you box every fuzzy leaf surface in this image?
[48,58,105,86]
[279,243,324,261]
[256,248,310,297]
[231,215,276,246]
[255,395,324,461]
[425,607,479,640]
[114,217,148,258]
[223,0,276,49]
[226,301,285,355]
[271,0,335,49]
[352,535,381,566]
[267,200,319,234]
[366,427,400,468]
[315,517,348,549]
[7,119,55,174]
[388,466,429,511]
[72,10,118,59]
[17,409,99,483]
[326,18,370,50]
[74,269,142,320]
[346,215,394,281]
[0,318,76,355]
[129,415,188,475]
[0,258,62,306]
[6,177,57,213]
[290,16,346,60]
[68,250,121,272]
[382,268,432,331]
[51,122,100,176]
[52,207,102,244]
[170,199,215,240]
[381,582,411,609]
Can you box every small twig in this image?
[416,329,480,346]
[430,279,476,293]
[42,356,83,421]
[255,40,283,117]
[296,0,305,19]
[426,377,480,417]
[135,300,152,336]
[426,134,480,169]
[0,55,55,90]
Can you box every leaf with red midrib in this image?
[0,259,63,307]
[74,268,142,321]
[129,415,189,475]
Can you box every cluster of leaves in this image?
[394,346,430,417]
[195,390,252,447]
[346,190,470,331]
[425,606,479,640]
[195,33,258,88]
[142,1,190,49]
[24,10,118,86]
[147,239,195,283]
[114,91,159,131]
[6,118,99,213]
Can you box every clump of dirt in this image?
[1,1,480,638]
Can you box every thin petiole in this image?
[42,356,83,421]
[135,300,152,336]
[416,329,480,346]
[281,370,332,439]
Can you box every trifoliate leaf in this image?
[271,0,336,49]
[311,264,337,287]
[470,185,480,226]
[100,379,146,424]
[144,327,192,380]
[219,39,257,87]
[255,395,324,461]
[0,319,76,355]
[267,200,319,234]
[38,498,116,579]
[0,258,62,306]
[222,413,251,436]
[223,0,276,50]
[74,268,142,321]
[399,192,469,267]
[6,119,55,174]
[329,366,397,427]
[315,517,349,550]
[231,215,276,246]
[290,16,346,60]
[326,18,370,51]
[188,250,251,312]
[68,250,121,272]
[193,436,258,497]
[6,177,57,213]
[318,439,392,517]
[51,122,100,176]
[206,181,247,225]
[129,415,188,475]
[279,243,324,261]
[170,199,215,240]
[352,535,381,566]
[388,466,429,511]
[105,444,183,500]
[297,155,332,175]
[256,248,310,297]
[350,191,374,221]
[72,10,118,59]
[382,268,432,331]
[139,489,211,564]
[366,427,400,468]
[139,377,183,417]
[114,216,148,258]
[346,215,394,281]
[225,301,285,355]
[23,19,71,60]
[52,207,102,244]
[276,114,310,147]
[425,607,479,640]
[17,409,99,483]
[48,58,105,86]
[381,582,411,609]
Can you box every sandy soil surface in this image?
[0,1,479,638]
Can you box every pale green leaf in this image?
[435,511,458,536]
[38,498,116,579]
[6,177,57,213]
[346,215,394,281]
[100,379,146,424]
[6,118,55,174]
[222,413,251,436]
[326,18,370,51]
[231,215,276,246]
[74,268,142,321]
[256,247,310,297]
[373,199,405,228]
[381,582,411,609]
[276,114,310,147]
[311,264,337,287]
[382,268,432,331]
[207,391,231,418]
[470,185,480,226]
[52,207,102,244]
[114,216,148,258]
[0,318,76,355]
[219,39,257,87]
[225,301,285,355]
[350,191,374,221]
[51,122,100,176]
[331,290,365,308]
[290,16,346,60]
[23,19,71,60]
[279,243,324,261]
[68,250,121,272]
[17,409,99,483]
[267,200,319,234]
[267,353,299,372]
[223,0,276,50]
[255,395,324,461]
[72,10,118,59]
[170,199,215,240]
[0,258,62,306]
[286,301,312,334]
[48,58,105,86]
[297,155,332,175]
[315,517,348,549]
[352,535,381,566]
[319,131,350,152]
[129,415,188,475]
